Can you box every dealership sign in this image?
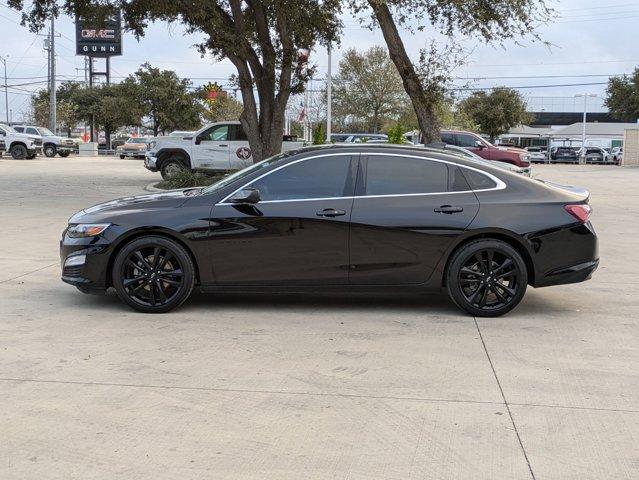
[75,12,122,57]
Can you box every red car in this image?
[440,130,531,168]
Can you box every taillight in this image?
[564,204,591,224]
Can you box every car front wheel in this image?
[44,145,57,157]
[10,144,27,159]
[161,158,187,179]
[112,236,195,313]
[447,239,527,317]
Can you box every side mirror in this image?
[194,135,203,145]
[475,140,485,149]
[228,188,260,204]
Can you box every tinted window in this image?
[251,155,351,201]
[232,124,248,141]
[441,132,455,145]
[13,126,24,133]
[456,134,479,148]
[461,168,497,190]
[27,127,39,135]
[364,156,448,195]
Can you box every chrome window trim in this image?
[217,151,506,206]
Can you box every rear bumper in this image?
[535,259,599,287]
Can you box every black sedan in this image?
[60,144,598,317]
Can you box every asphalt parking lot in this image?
[1,156,638,479]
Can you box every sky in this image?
[1,0,638,122]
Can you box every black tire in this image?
[43,144,57,157]
[59,151,70,158]
[119,155,125,159]
[111,236,195,313]
[10,144,27,159]
[447,239,527,317]
[161,157,187,180]
[26,154,37,159]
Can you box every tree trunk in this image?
[368,1,440,144]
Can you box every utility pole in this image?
[326,44,332,143]
[49,15,56,133]
[0,55,8,123]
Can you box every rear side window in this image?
[461,168,497,190]
[364,156,448,196]
[251,155,351,201]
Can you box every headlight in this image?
[66,223,110,238]
[28,137,37,143]
[519,153,530,162]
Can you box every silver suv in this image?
[13,125,74,157]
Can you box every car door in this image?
[193,124,231,169]
[227,124,253,169]
[455,132,489,159]
[209,153,357,285]
[349,153,480,285]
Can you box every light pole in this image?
[0,55,8,124]
[574,93,597,161]
[326,43,332,143]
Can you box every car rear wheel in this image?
[10,144,27,159]
[112,236,195,313]
[447,239,527,317]
[59,151,70,158]
[44,145,57,157]
[161,158,187,179]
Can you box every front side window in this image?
[26,127,39,135]
[200,125,229,142]
[250,155,351,201]
[441,132,455,145]
[456,134,480,148]
[364,156,448,196]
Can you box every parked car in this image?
[61,143,598,317]
[117,138,153,159]
[525,146,547,163]
[438,130,531,168]
[145,121,306,179]
[578,147,609,164]
[550,146,579,163]
[13,125,74,157]
[0,123,42,159]
[427,143,532,176]
[111,135,131,150]
[610,146,623,165]
[330,133,388,143]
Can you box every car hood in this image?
[496,146,527,155]
[123,143,147,149]
[69,188,202,223]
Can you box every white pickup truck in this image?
[144,121,306,179]
[0,123,42,159]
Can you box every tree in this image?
[605,69,639,122]
[332,46,407,133]
[9,1,341,162]
[312,122,325,144]
[198,89,244,123]
[458,88,533,142]
[356,0,549,143]
[125,64,201,136]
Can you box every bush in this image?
[313,123,325,145]
[387,124,406,144]
[155,170,224,190]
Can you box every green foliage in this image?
[458,88,533,142]
[386,124,406,144]
[605,68,639,122]
[332,46,408,133]
[313,123,325,145]
[197,90,244,123]
[155,170,223,190]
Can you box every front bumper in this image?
[60,230,114,293]
[144,153,158,171]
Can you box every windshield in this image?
[201,152,291,195]
[37,127,55,136]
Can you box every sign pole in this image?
[49,15,56,133]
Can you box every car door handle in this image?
[316,208,346,217]
[218,144,228,147]
[434,205,464,214]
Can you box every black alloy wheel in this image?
[10,144,27,159]
[44,145,57,157]
[447,239,527,317]
[112,236,195,313]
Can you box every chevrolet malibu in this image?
[60,144,598,317]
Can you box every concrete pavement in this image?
[1,156,638,479]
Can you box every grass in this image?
[155,170,225,190]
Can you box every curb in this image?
[144,182,164,192]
